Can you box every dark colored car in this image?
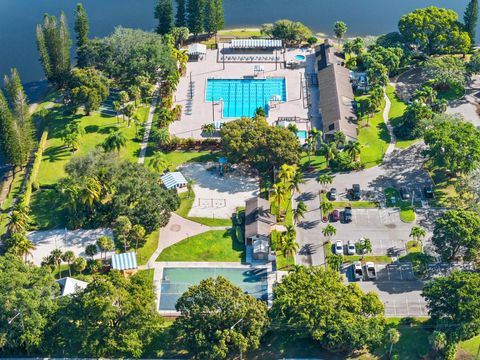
[331,209,340,222]
[344,207,353,223]
[329,188,337,201]
[400,186,410,200]
[352,184,361,200]
[424,185,434,199]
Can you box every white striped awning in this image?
[188,43,207,55]
[111,252,137,271]
[161,172,188,190]
[231,39,282,48]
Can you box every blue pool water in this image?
[206,78,287,118]
[294,54,306,61]
[297,130,308,140]
[159,267,269,311]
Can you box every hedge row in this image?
[21,130,48,207]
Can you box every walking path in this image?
[138,85,160,164]
[383,90,396,156]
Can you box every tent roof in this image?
[231,39,282,48]
[161,172,188,190]
[188,43,207,55]
[56,277,88,296]
[111,252,138,271]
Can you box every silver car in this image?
[334,240,343,255]
[347,241,356,255]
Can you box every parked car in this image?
[424,185,434,199]
[347,240,356,255]
[334,240,343,255]
[331,209,340,222]
[358,237,367,254]
[344,207,353,223]
[352,184,361,200]
[353,261,363,281]
[400,186,410,200]
[329,188,337,200]
[365,262,377,280]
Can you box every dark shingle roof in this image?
[245,197,276,240]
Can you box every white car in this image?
[365,262,377,280]
[334,240,343,255]
[353,261,363,281]
[347,241,356,255]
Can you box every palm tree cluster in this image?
[4,203,36,263]
[277,225,299,258]
[317,129,362,168]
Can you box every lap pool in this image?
[159,267,268,311]
[205,77,287,118]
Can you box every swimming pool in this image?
[297,130,308,140]
[159,267,269,311]
[206,78,286,118]
[294,54,306,61]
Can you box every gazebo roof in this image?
[231,39,282,48]
[188,43,207,55]
[161,172,188,190]
[111,252,138,271]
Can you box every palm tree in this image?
[322,224,336,241]
[277,164,296,187]
[6,233,36,262]
[293,201,307,224]
[123,103,135,127]
[112,101,121,124]
[409,226,426,242]
[322,142,338,165]
[85,244,98,260]
[96,235,114,260]
[270,183,287,219]
[155,127,171,148]
[102,130,127,153]
[344,141,361,162]
[129,85,141,107]
[316,174,333,192]
[80,177,102,207]
[119,90,130,122]
[386,328,400,359]
[327,253,343,272]
[358,237,373,259]
[429,331,447,356]
[73,257,87,274]
[7,210,29,234]
[132,113,142,138]
[62,250,75,277]
[289,169,305,194]
[149,151,170,173]
[306,127,322,162]
[50,248,63,278]
[187,179,195,198]
[280,225,299,258]
[321,200,334,219]
[333,131,346,147]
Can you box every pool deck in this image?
[153,261,274,316]
[170,48,315,138]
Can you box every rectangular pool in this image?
[205,77,287,118]
[159,267,268,311]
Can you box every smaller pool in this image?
[294,54,306,61]
[297,130,308,140]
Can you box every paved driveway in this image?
[344,263,428,317]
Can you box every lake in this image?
[0,0,473,86]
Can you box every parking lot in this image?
[343,263,428,317]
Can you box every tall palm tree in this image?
[7,210,29,234]
[277,164,296,187]
[96,235,114,260]
[187,179,195,198]
[62,250,76,277]
[358,237,373,259]
[322,224,336,241]
[327,253,343,272]
[306,127,322,162]
[293,201,307,224]
[149,151,170,173]
[5,233,36,262]
[344,141,361,162]
[409,226,427,242]
[333,131,346,147]
[270,183,287,218]
[322,142,337,165]
[50,248,63,278]
[321,200,334,218]
[112,101,121,124]
[18,237,36,263]
[316,174,333,193]
[280,225,299,258]
[123,103,135,127]
[387,328,400,359]
[80,177,102,207]
[289,169,305,194]
[102,130,127,153]
[156,127,171,148]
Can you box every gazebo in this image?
[111,252,138,276]
[161,171,188,190]
[187,43,207,60]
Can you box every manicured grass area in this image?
[406,240,422,253]
[144,150,218,172]
[175,191,232,226]
[300,153,328,173]
[344,255,392,264]
[331,201,379,209]
[356,95,390,168]
[425,162,459,208]
[382,317,431,360]
[384,188,416,222]
[400,206,415,222]
[386,85,420,149]
[29,188,66,229]
[156,229,244,262]
[136,230,160,266]
[459,335,480,357]
[219,28,262,37]
[38,106,149,186]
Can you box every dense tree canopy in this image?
[59,150,180,231]
[175,276,269,359]
[271,266,385,353]
[423,56,467,91]
[67,67,109,114]
[423,271,480,342]
[431,209,480,262]
[155,0,174,35]
[0,255,58,355]
[77,27,176,88]
[220,116,301,176]
[261,20,312,46]
[45,271,162,358]
[424,114,480,175]
[398,7,471,54]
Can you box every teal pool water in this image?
[206,78,286,118]
[297,130,307,139]
[294,54,306,61]
[159,267,268,311]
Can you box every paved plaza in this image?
[171,48,314,138]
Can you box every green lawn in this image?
[136,230,160,266]
[344,255,393,264]
[406,240,422,254]
[156,230,244,262]
[382,318,431,360]
[38,106,149,186]
[29,188,66,229]
[459,335,480,357]
[385,85,420,149]
[175,191,232,226]
[331,201,379,209]
[300,153,328,173]
[0,169,26,235]
[356,96,390,168]
[144,150,218,172]
[384,188,416,222]
[426,162,459,208]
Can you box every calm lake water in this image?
[0,0,473,86]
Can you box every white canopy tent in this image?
[231,39,282,49]
[187,43,207,56]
